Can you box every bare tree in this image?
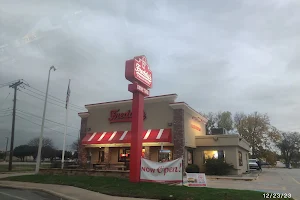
[28,137,54,148]
[71,139,80,151]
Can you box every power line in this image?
[0,93,11,109]
[0,79,23,87]
[15,115,77,138]
[0,80,23,89]
[16,109,79,130]
[0,108,12,112]
[22,82,85,110]
[22,86,84,110]
[18,89,82,113]
[0,114,11,118]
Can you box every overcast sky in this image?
[1,0,300,151]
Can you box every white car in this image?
[249,159,259,170]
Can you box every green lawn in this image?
[0,164,50,172]
[3,174,293,200]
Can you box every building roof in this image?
[169,102,208,123]
[79,94,209,123]
[84,93,178,109]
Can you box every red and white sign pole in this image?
[125,55,152,183]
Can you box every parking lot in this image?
[207,168,300,200]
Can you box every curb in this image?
[206,175,259,181]
[0,183,78,200]
[0,171,33,174]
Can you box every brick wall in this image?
[173,109,185,170]
[78,117,88,165]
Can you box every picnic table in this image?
[93,164,107,170]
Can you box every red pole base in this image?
[129,92,144,183]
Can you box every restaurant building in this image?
[78,94,250,175]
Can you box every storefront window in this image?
[238,151,243,166]
[118,148,130,162]
[187,149,193,164]
[203,150,225,163]
[158,149,172,162]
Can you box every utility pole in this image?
[5,137,9,162]
[8,80,23,171]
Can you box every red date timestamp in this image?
[263,193,292,198]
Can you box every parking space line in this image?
[0,191,28,200]
[292,178,300,184]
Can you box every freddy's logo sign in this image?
[125,55,153,89]
[108,109,147,123]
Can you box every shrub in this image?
[205,158,234,175]
[185,164,200,173]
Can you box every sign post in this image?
[125,55,152,183]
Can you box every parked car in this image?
[249,159,259,170]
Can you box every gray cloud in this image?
[1,0,300,150]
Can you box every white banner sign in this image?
[186,173,207,187]
[140,158,183,183]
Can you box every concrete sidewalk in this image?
[206,175,258,181]
[0,172,34,178]
[0,180,152,200]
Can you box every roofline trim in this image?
[169,102,208,123]
[85,93,178,109]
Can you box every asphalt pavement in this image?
[207,168,300,200]
[0,187,64,200]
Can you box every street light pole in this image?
[35,66,56,174]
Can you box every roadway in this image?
[0,162,50,165]
[207,168,300,200]
[0,187,64,200]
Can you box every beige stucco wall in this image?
[86,101,173,132]
[194,146,238,174]
[193,146,250,175]
[89,148,99,164]
[184,112,206,148]
[193,135,250,175]
[195,135,250,148]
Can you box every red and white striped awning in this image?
[82,129,172,145]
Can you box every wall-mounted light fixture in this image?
[168,122,173,127]
[87,128,91,131]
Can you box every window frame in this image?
[187,149,194,164]
[203,150,225,164]
[98,150,104,162]
[117,147,130,162]
[238,151,243,166]
[158,149,172,162]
